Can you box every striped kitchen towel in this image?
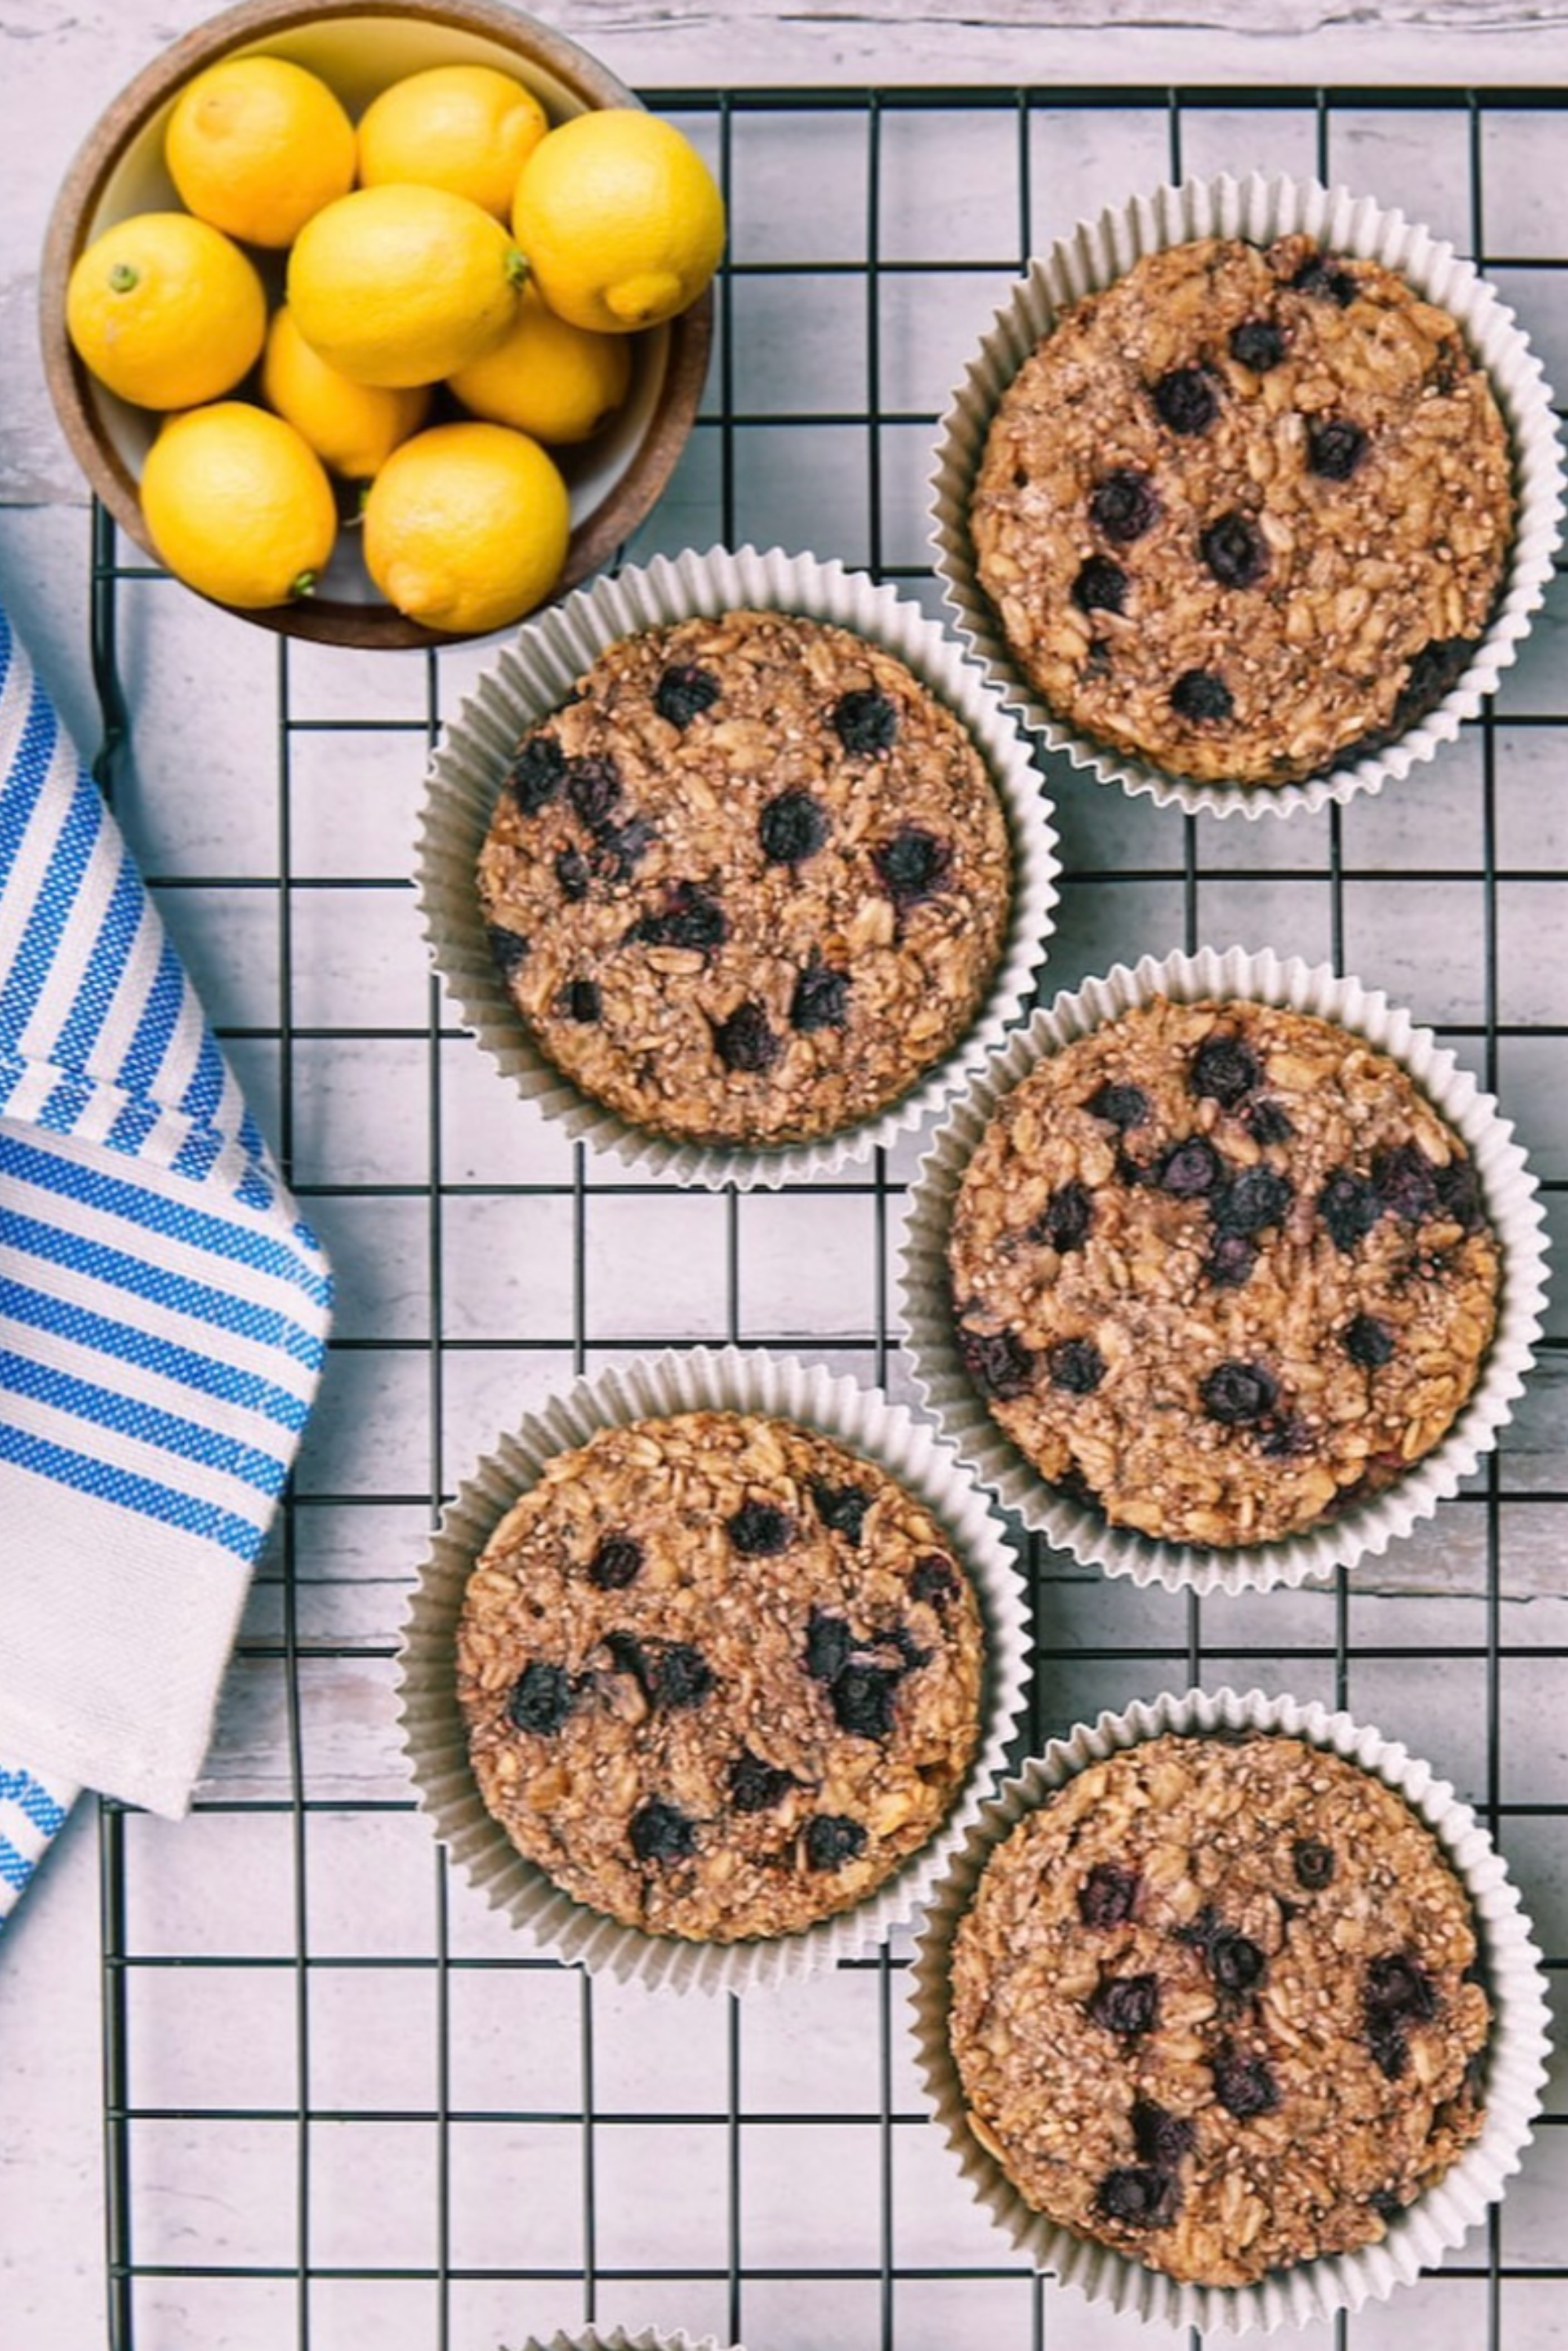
[0,605,331,1932]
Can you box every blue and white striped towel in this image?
[0,606,331,1932]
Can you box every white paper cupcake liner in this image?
[416,543,1060,1189]
[909,1684,1551,2335]
[931,170,1566,821]
[516,2331,737,2351]
[396,1345,1031,1993]
[899,944,1550,1596]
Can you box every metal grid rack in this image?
[87,81,1567,2351]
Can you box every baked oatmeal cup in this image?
[476,608,1013,1148]
[457,1407,988,1942]
[419,545,1058,1188]
[946,993,1499,1551]
[911,1687,1549,2333]
[934,173,1565,819]
[399,1349,1030,1991]
[899,947,1548,1595]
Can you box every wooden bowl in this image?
[38,0,713,649]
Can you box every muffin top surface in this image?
[946,1731,1490,2288]
[457,1408,987,1943]
[946,995,1500,1549]
[475,609,1015,1147]
[969,234,1514,787]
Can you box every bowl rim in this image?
[38,0,714,651]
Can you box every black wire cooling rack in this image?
[87,79,1567,2351]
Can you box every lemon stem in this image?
[290,571,318,600]
[108,262,140,293]
[504,245,530,288]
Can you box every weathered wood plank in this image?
[564,0,1568,34]
[503,0,1568,84]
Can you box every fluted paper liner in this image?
[909,1685,1552,2335]
[396,1347,1030,1993]
[899,945,1549,1596]
[932,171,1566,821]
[517,2331,737,2351]
[416,544,1060,1189]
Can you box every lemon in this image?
[140,403,337,609]
[511,108,724,333]
[356,64,549,223]
[287,184,527,388]
[165,55,355,248]
[65,212,267,410]
[261,305,430,479]
[446,283,632,444]
[362,421,570,635]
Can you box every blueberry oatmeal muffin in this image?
[475,609,1014,1146]
[970,233,1514,786]
[456,1409,987,1940]
[946,1731,1491,2287]
[946,995,1499,1548]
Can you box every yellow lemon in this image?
[287,184,527,387]
[261,306,430,479]
[511,108,724,333]
[165,55,355,248]
[356,64,549,223]
[362,421,570,635]
[140,403,338,609]
[65,212,266,410]
[446,283,632,444]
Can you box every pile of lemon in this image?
[64,55,725,633]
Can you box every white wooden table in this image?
[3,7,1567,2348]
